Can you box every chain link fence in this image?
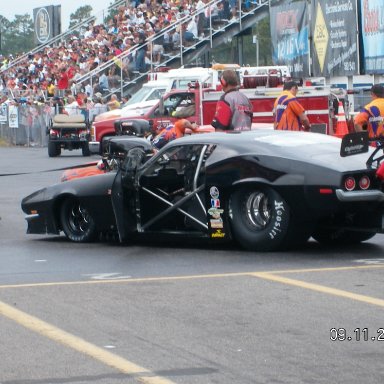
[0,102,107,147]
[0,103,52,147]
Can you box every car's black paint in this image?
[21,130,384,251]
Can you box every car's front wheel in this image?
[60,198,97,242]
[229,186,291,251]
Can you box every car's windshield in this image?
[125,87,166,106]
[122,105,154,117]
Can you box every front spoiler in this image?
[25,213,59,235]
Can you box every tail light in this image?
[359,176,370,190]
[344,174,373,191]
[344,176,356,191]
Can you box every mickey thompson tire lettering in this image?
[229,186,291,252]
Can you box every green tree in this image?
[0,16,11,54]
[68,5,93,29]
[252,16,272,66]
[103,0,126,24]
[211,15,272,66]
[2,14,34,55]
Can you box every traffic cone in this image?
[334,101,349,138]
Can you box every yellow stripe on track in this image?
[0,300,176,384]
[251,272,384,308]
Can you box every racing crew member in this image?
[211,69,253,131]
[152,119,198,150]
[273,81,311,131]
[354,84,384,138]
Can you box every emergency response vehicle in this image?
[90,67,347,153]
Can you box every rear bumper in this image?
[336,189,384,202]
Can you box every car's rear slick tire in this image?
[229,186,291,252]
[60,197,97,242]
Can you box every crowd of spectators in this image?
[0,0,258,114]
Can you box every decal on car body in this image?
[211,229,225,238]
[269,200,285,239]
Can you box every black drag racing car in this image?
[21,130,384,251]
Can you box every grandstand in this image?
[0,0,269,103]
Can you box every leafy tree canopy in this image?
[68,5,93,29]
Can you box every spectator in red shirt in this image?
[57,68,69,90]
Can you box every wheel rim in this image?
[68,202,92,234]
[244,191,271,229]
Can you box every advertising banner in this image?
[8,105,19,128]
[269,1,309,78]
[0,104,7,123]
[361,0,384,73]
[33,5,61,46]
[311,0,358,77]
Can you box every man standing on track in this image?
[273,81,311,131]
[211,69,253,131]
[354,84,384,138]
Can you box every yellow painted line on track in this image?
[1,265,384,290]
[264,264,384,274]
[1,265,384,380]
[251,272,384,308]
[0,272,250,289]
[0,300,176,384]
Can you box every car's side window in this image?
[143,145,198,175]
[141,144,215,193]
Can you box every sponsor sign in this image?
[33,5,61,46]
[311,0,358,76]
[8,105,19,128]
[361,0,384,73]
[270,0,310,78]
[0,104,7,123]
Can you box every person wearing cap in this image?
[354,84,384,138]
[211,69,253,131]
[273,81,311,131]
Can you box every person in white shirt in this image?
[184,16,198,42]
[64,95,79,115]
[195,0,208,37]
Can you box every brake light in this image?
[345,177,356,191]
[359,176,370,190]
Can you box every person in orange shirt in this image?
[354,84,384,138]
[152,119,197,150]
[273,81,311,131]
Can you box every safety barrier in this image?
[0,103,107,147]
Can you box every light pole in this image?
[253,35,259,66]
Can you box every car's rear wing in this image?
[340,132,369,157]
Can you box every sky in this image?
[0,1,114,29]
